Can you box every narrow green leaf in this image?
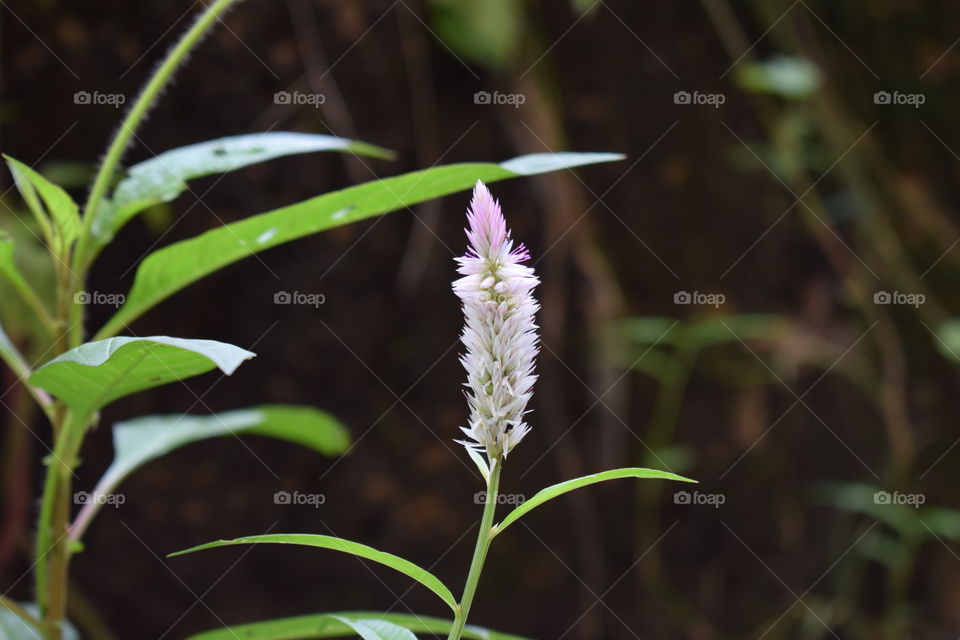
[103,406,349,490]
[99,132,395,238]
[4,155,81,246]
[330,617,416,640]
[29,336,254,415]
[183,611,533,640]
[495,467,696,535]
[96,152,623,338]
[169,534,458,613]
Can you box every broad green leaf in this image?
[170,534,458,612]
[330,617,416,640]
[184,611,532,640]
[99,132,395,238]
[4,155,80,246]
[29,336,254,415]
[494,467,695,535]
[0,603,78,640]
[97,152,622,337]
[97,406,349,495]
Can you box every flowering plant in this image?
[171,182,694,640]
[0,2,635,639]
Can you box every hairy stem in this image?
[447,459,501,640]
[70,0,244,344]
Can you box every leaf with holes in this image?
[97,152,623,337]
[96,132,395,240]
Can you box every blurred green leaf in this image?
[857,530,903,570]
[184,611,532,640]
[30,336,255,415]
[97,152,623,338]
[934,319,960,362]
[645,446,694,474]
[813,482,959,541]
[170,534,459,613]
[428,0,523,70]
[919,507,960,540]
[735,56,822,99]
[621,315,786,352]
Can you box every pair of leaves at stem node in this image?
[171,467,695,638]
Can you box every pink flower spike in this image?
[453,181,539,461]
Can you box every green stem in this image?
[69,0,244,344]
[35,411,87,640]
[447,458,501,640]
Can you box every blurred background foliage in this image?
[4,0,960,638]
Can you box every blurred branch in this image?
[394,0,445,293]
[286,0,367,183]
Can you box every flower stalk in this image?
[447,457,501,640]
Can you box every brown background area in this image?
[4,1,960,638]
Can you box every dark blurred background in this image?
[4,1,960,638]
